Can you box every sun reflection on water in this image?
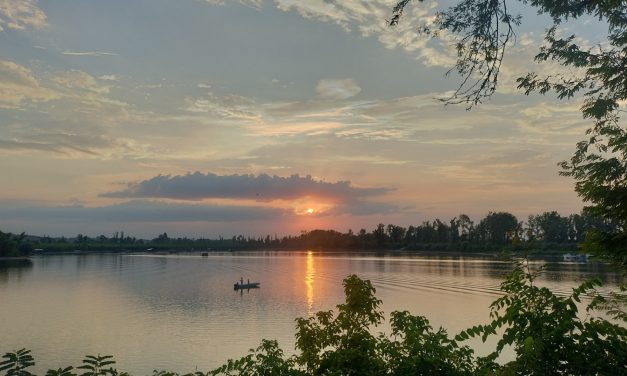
[305,250,315,315]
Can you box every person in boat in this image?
[240,277,243,286]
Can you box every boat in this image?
[563,253,589,262]
[234,281,260,290]
[201,252,209,257]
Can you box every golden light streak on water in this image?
[305,250,315,315]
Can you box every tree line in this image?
[1,209,619,256]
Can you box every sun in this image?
[306,208,314,214]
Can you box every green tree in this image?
[0,231,30,258]
[457,262,627,374]
[294,275,386,375]
[390,0,626,265]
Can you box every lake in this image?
[0,252,621,374]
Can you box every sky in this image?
[0,0,606,238]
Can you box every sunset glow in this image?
[0,0,592,238]
[305,250,315,315]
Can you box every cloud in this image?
[0,200,291,223]
[0,59,57,108]
[52,70,110,94]
[0,131,155,158]
[101,172,392,202]
[0,138,99,156]
[62,51,118,57]
[0,0,46,31]
[316,79,361,99]
[98,75,120,81]
[184,92,261,121]
[273,0,455,68]
[201,0,263,9]
[0,61,125,112]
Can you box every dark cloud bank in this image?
[0,201,290,223]
[102,172,392,201]
[0,174,400,227]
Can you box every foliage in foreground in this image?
[2,268,626,375]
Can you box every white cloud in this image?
[98,75,120,82]
[52,70,111,94]
[0,59,57,108]
[273,0,456,68]
[184,92,261,121]
[62,50,118,57]
[316,79,361,99]
[0,0,46,31]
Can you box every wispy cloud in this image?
[62,50,118,57]
[52,70,111,93]
[0,59,58,108]
[0,131,154,159]
[0,138,99,156]
[201,0,263,9]
[316,79,361,100]
[184,92,261,121]
[98,75,120,82]
[101,172,393,202]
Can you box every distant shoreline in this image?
[12,248,585,262]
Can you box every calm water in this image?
[0,252,621,374]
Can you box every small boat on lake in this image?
[234,278,260,290]
[234,282,260,290]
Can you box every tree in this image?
[373,223,387,248]
[0,231,30,258]
[153,232,169,243]
[457,214,475,241]
[390,0,626,265]
[529,211,570,243]
[477,212,519,244]
[457,262,627,374]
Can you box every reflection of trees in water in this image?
[0,258,33,284]
[542,261,623,285]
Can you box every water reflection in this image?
[305,250,315,315]
[0,252,622,375]
[0,258,33,284]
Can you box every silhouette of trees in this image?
[528,211,570,243]
[0,231,30,257]
[476,212,519,244]
[3,208,611,255]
